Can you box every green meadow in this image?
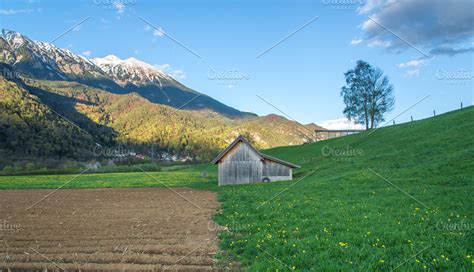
[1,107,473,271]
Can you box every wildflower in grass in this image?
[338,242,349,247]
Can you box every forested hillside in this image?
[0,29,321,168]
[0,74,317,167]
[0,78,96,166]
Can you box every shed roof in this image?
[211,135,300,168]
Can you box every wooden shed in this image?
[212,135,300,186]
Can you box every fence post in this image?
[433,110,436,116]
[393,120,395,125]
[461,102,463,109]
[411,116,413,122]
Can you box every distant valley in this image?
[0,29,323,166]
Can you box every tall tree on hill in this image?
[341,60,395,129]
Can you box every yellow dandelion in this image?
[338,242,349,247]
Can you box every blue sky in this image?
[1,0,472,127]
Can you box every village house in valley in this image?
[212,136,300,186]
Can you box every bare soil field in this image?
[0,188,220,271]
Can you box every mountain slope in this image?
[0,29,320,164]
[0,74,97,166]
[0,29,252,118]
[0,71,316,164]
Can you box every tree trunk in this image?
[364,95,369,130]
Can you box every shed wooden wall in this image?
[218,142,263,186]
[262,160,292,181]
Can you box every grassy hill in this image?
[214,106,473,270]
[0,106,472,270]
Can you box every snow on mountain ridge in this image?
[1,29,105,78]
[1,29,172,86]
[91,55,173,86]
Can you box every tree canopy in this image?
[341,60,395,129]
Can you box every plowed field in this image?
[0,188,220,271]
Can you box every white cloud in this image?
[169,69,185,80]
[153,28,164,37]
[144,24,165,38]
[319,118,365,130]
[398,58,426,68]
[357,0,474,56]
[367,39,391,48]
[81,50,92,57]
[357,0,389,14]
[154,64,186,80]
[404,69,420,77]
[350,38,363,45]
[398,57,428,76]
[154,64,170,70]
[114,3,125,14]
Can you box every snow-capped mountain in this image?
[91,55,173,87]
[0,29,252,117]
[0,29,106,80]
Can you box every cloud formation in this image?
[357,0,474,57]
[398,58,425,69]
[144,24,164,38]
[350,38,363,45]
[319,118,365,130]
[154,64,186,80]
[81,51,92,57]
[114,3,125,14]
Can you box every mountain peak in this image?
[1,29,252,118]
[1,29,22,37]
[91,55,122,65]
[1,29,30,49]
[104,54,122,61]
[91,55,171,86]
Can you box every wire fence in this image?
[315,102,467,141]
